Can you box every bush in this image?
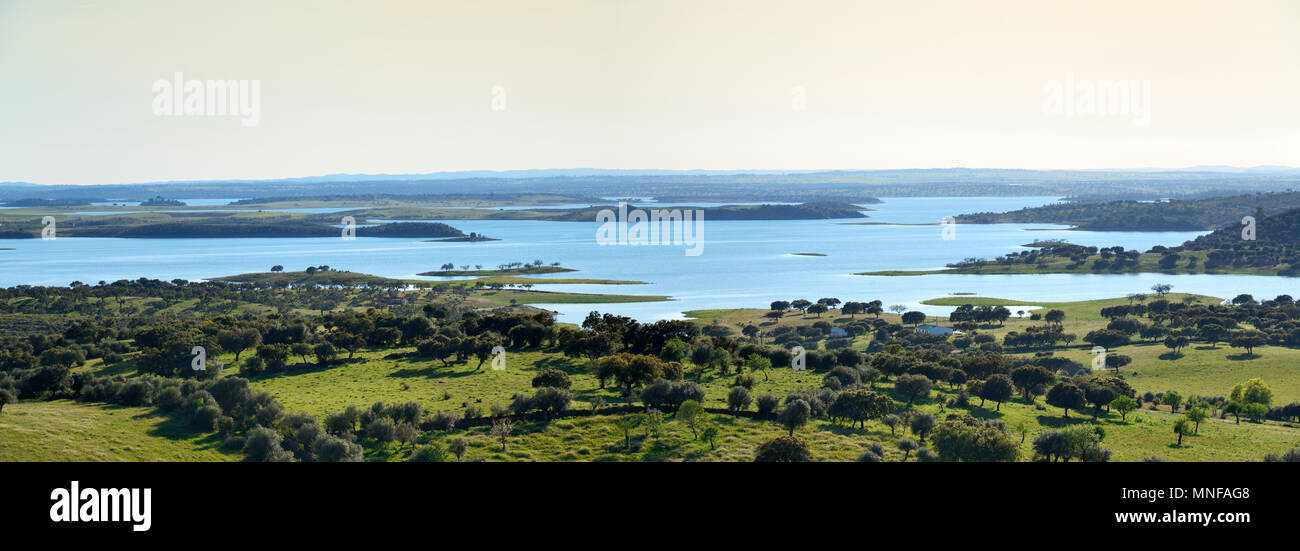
[409,443,450,462]
[532,386,572,414]
[726,386,753,412]
[754,435,812,462]
[156,386,184,412]
[530,369,572,389]
[857,450,882,462]
[243,426,296,462]
[430,410,463,431]
[448,437,469,460]
[314,435,364,462]
[366,418,397,443]
[756,394,781,416]
[190,404,222,432]
[733,374,755,390]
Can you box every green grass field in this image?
[12,291,1300,462]
[0,400,238,462]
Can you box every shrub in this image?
[726,386,753,412]
[243,426,296,462]
[448,437,469,460]
[531,369,572,389]
[857,450,882,462]
[409,443,450,462]
[314,435,364,462]
[754,435,812,462]
[756,394,781,416]
[430,410,463,431]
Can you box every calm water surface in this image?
[2,197,1293,323]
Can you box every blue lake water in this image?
[2,196,1295,324]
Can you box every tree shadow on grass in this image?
[1226,353,1260,361]
[138,410,227,451]
[1034,414,1092,429]
[1158,352,1184,361]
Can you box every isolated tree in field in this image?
[1151,283,1172,296]
[1111,396,1138,422]
[888,304,907,315]
[778,399,812,436]
[726,386,752,412]
[218,328,261,361]
[1230,331,1266,356]
[909,412,937,442]
[791,299,812,313]
[895,373,933,405]
[447,437,468,460]
[1043,309,1065,326]
[882,414,901,436]
[1185,407,1207,434]
[1173,419,1192,446]
[901,311,926,326]
[1011,365,1055,400]
[701,425,720,449]
[676,400,707,439]
[1104,354,1132,375]
[770,300,790,311]
[897,438,918,460]
[1161,391,1183,413]
[754,435,812,462]
[531,369,572,390]
[980,374,1014,411]
[1013,421,1030,446]
[806,304,828,317]
[1046,382,1086,418]
[1163,335,1190,354]
[1230,378,1273,406]
[491,418,514,451]
[615,413,644,451]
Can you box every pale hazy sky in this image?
[2,0,1298,185]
